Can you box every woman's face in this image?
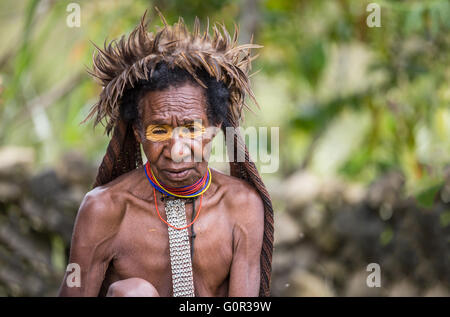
[134,83,219,187]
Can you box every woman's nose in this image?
[170,137,192,162]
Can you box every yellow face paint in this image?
[145,122,206,142]
[146,124,173,142]
[183,122,206,139]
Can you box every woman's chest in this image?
[111,209,233,295]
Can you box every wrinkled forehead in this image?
[139,83,209,126]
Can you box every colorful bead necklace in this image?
[144,162,211,198]
[144,162,211,230]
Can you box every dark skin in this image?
[58,83,264,297]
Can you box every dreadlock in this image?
[85,11,274,296]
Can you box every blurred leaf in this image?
[440,210,450,228]
[415,182,443,208]
[51,235,66,274]
[300,40,326,88]
[380,227,394,246]
[404,4,424,34]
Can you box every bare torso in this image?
[59,165,264,297]
[98,166,234,296]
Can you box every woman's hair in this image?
[120,62,231,128]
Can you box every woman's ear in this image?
[133,123,143,144]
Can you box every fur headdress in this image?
[85,11,260,135]
[85,10,274,297]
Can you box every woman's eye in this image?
[186,123,204,133]
[145,124,172,142]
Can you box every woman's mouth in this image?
[162,168,192,180]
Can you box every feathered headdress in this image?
[85,10,260,135]
[85,10,274,297]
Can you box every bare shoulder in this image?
[76,185,123,231]
[74,167,144,238]
[210,168,264,226]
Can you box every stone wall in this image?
[0,146,448,296]
[270,170,450,296]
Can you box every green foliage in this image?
[0,0,449,198]
[440,211,450,228]
[415,182,443,208]
[380,226,394,246]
